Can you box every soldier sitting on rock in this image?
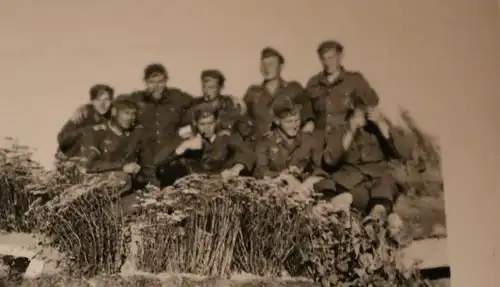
[154,103,255,188]
[252,96,330,198]
[81,95,148,216]
[320,105,412,235]
[56,84,114,160]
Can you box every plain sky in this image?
[0,1,500,285]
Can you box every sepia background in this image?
[0,0,499,285]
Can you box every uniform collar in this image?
[318,66,347,86]
[261,78,288,93]
[144,88,169,103]
[107,121,131,136]
[201,134,217,144]
[274,130,302,151]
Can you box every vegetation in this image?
[0,111,445,286]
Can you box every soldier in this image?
[127,63,195,186]
[154,103,255,187]
[243,47,314,145]
[56,84,114,159]
[253,96,327,196]
[179,69,251,139]
[321,106,412,234]
[82,96,147,216]
[305,40,380,134]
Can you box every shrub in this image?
[27,173,131,277]
[132,174,432,286]
[134,174,314,277]
[0,138,50,232]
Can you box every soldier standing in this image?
[154,103,255,187]
[125,63,195,186]
[82,96,146,216]
[56,84,114,159]
[243,47,314,146]
[179,69,252,139]
[305,40,380,135]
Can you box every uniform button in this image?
[156,130,160,135]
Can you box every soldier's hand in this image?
[221,164,244,180]
[229,95,247,115]
[348,109,366,132]
[367,108,390,138]
[70,105,88,124]
[178,125,194,139]
[176,134,203,155]
[184,134,203,150]
[302,121,315,134]
[274,174,301,189]
[123,162,141,174]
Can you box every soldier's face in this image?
[202,78,221,100]
[92,93,112,115]
[320,49,342,73]
[145,74,167,95]
[115,107,137,130]
[278,113,301,138]
[260,57,282,80]
[196,114,217,139]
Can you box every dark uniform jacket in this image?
[305,68,379,133]
[154,132,255,174]
[57,104,110,158]
[82,122,142,174]
[253,130,327,180]
[243,80,314,142]
[128,88,194,177]
[323,122,412,190]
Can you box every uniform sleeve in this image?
[82,129,124,174]
[304,76,321,124]
[57,119,85,153]
[289,81,315,125]
[242,86,256,117]
[180,90,195,110]
[253,141,279,179]
[180,103,196,128]
[228,134,255,171]
[309,135,328,177]
[153,136,185,167]
[386,127,414,160]
[354,72,379,108]
[322,129,348,166]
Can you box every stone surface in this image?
[399,237,449,270]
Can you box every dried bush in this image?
[27,172,131,277]
[132,174,431,286]
[0,138,51,232]
[134,174,314,277]
[389,110,443,197]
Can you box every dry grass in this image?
[0,110,445,286]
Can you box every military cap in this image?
[193,102,219,122]
[201,69,226,86]
[272,96,301,119]
[143,63,168,80]
[316,40,344,55]
[112,94,138,110]
[89,84,114,101]
[261,47,285,64]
